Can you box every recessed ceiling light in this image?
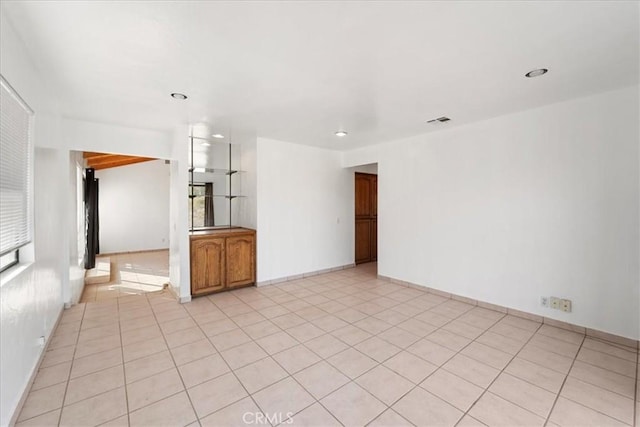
[201,142,211,147]
[335,131,348,137]
[525,68,548,78]
[211,134,224,139]
[171,92,188,100]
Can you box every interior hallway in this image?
[81,250,170,303]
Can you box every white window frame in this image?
[0,74,34,274]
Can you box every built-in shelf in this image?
[188,194,244,199]
[189,134,244,231]
[189,167,240,175]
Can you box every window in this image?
[189,182,216,229]
[0,75,34,273]
[188,183,206,229]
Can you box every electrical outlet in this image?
[550,297,561,310]
[561,299,572,313]
[540,296,549,307]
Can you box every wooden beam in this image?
[83,151,157,170]
[83,152,112,159]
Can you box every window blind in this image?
[0,75,33,256]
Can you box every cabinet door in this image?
[226,234,256,288]
[191,238,225,296]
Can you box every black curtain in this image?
[204,182,215,227]
[84,168,100,269]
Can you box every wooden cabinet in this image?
[355,173,377,264]
[226,234,256,288]
[191,237,225,296]
[190,228,256,296]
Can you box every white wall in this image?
[169,126,191,302]
[238,135,258,230]
[344,86,640,340]
[257,138,353,282]
[352,163,378,175]
[0,9,67,425]
[61,118,185,299]
[66,151,85,306]
[61,118,172,159]
[0,9,190,423]
[95,160,169,254]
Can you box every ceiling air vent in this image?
[427,116,451,124]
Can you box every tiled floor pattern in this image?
[81,251,170,303]
[17,262,639,426]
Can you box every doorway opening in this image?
[354,165,378,265]
[80,151,171,301]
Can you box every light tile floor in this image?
[81,251,170,302]
[17,262,639,426]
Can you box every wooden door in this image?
[355,219,371,263]
[226,234,256,288]
[191,238,225,295]
[355,174,372,217]
[355,173,377,264]
[371,218,377,261]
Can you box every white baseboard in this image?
[9,306,65,427]
[257,263,356,287]
[377,274,639,350]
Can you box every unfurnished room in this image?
[0,1,638,426]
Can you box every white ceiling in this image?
[3,1,638,149]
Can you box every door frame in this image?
[354,171,378,265]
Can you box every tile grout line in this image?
[77,300,137,427]
[54,303,87,427]
[576,357,639,380]
[360,280,538,423]
[401,304,509,425]
[116,293,131,427]
[20,303,113,423]
[353,294,507,426]
[181,297,282,426]
[267,275,535,426]
[31,261,635,427]
[174,272,593,425]
[107,295,178,418]
[20,253,168,425]
[144,293,204,424]
[197,274,399,426]
[240,297,351,426]
[90,279,461,423]
[634,352,638,427]
[542,333,586,427]
[519,334,640,387]
[562,364,638,401]
[555,395,635,426]
[455,321,546,426]
[548,362,638,425]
